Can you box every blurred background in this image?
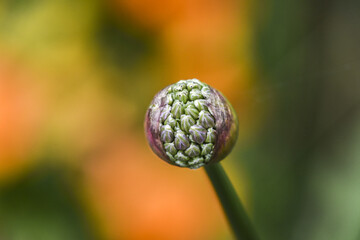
[0,0,360,239]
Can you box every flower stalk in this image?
[205,163,260,240]
[145,79,259,239]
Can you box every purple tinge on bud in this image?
[160,105,171,123]
[180,115,195,133]
[184,143,201,157]
[145,78,238,169]
[199,110,215,128]
[189,125,207,144]
[160,125,174,143]
[206,128,216,143]
[174,130,190,150]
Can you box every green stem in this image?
[204,162,260,240]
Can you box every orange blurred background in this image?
[0,0,253,239]
[2,0,360,240]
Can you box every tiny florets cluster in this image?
[158,79,217,169]
[145,78,238,169]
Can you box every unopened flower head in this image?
[145,79,238,169]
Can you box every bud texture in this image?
[145,79,238,169]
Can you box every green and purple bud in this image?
[145,79,238,169]
[189,125,207,144]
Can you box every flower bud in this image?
[180,115,195,133]
[174,130,190,150]
[189,125,207,144]
[145,79,238,169]
[199,110,215,128]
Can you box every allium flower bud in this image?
[145,79,238,169]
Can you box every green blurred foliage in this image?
[0,163,99,240]
[240,0,360,239]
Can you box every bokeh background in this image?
[0,0,360,239]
